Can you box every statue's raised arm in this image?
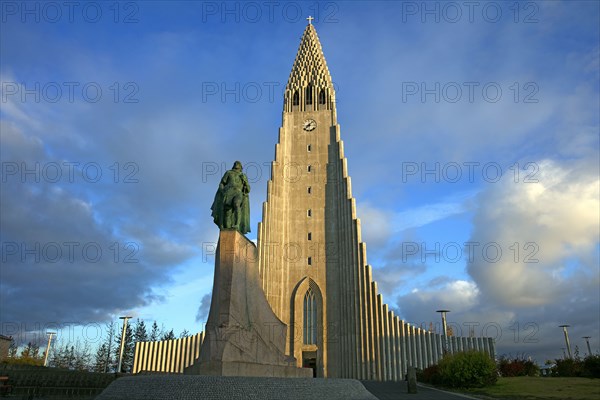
[210,161,251,234]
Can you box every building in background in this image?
[0,335,12,362]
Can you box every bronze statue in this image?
[211,161,251,234]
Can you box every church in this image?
[132,21,495,381]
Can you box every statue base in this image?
[185,360,311,378]
[184,230,311,378]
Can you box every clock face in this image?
[303,119,316,131]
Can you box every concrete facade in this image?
[133,332,204,374]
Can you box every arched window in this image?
[318,89,326,104]
[292,90,299,106]
[305,84,313,105]
[303,288,317,344]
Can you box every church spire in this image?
[284,22,335,112]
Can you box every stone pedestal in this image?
[185,230,311,378]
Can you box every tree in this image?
[179,329,190,338]
[149,321,160,342]
[91,322,116,373]
[133,319,148,343]
[73,340,92,371]
[45,339,91,371]
[8,338,17,358]
[161,329,176,341]
[49,341,68,368]
[66,345,76,369]
[3,341,43,366]
[104,321,116,373]
[93,344,109,373]
[21,341,41,359]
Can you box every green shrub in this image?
[582,355,600,378]
[550,354,600,377]
[555,357,584,377]
[2,356,44,367]
[436,351,498,388]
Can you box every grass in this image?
[460,377,600,400]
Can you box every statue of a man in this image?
[210,161,251,234]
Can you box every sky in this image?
[1,1,599,364]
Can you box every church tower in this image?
[257,20,361,378]
[257,21,496,380]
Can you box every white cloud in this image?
[400,280,480,317]
[467,159,599,307]
[391,157,599,361]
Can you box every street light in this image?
[559,325,572,359]
[436,310,450,337]
[582,336,592,357]
[117,316,132,373]
[43,332,56,367]
[436,309,450,354]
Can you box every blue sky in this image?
[1,1,598,364]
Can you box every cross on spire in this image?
[306,15,314,25]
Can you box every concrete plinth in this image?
[185,230,311,378]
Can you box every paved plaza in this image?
[95,375,484,400]
[363,381,481,400]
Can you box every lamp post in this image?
[582,336,592,356]
[43,332,56,367]
[436,309,450,354]
[436,310,450,336]
[559,325,572,359]
[117,316,132,373]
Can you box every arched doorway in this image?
[291,278,326,377]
